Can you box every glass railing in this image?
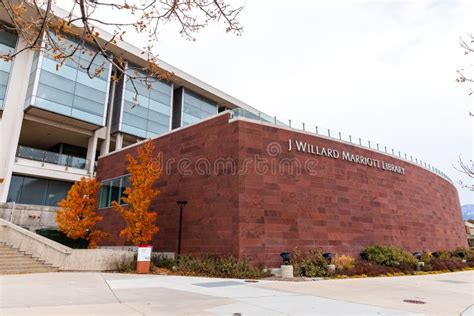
[230,108,453,184]
[16,145,89,170]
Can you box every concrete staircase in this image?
[0,241,58,274]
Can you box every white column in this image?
[99,139,108,157]
[0,40,34,202]
[86,132,99,175]
[115,133,123,151]
[103,78,117,155]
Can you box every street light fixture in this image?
[176,200,188,259]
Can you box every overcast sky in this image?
[87,0,473,205]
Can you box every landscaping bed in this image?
[115,245,474,280]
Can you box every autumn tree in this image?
[113,140,161,245]
[0,0,243,99]
[56,177,108,248]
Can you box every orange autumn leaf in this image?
[56,177,108,248]
[113,141,160,246]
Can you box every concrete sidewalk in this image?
[0,271,472,315]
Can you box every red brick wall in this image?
[96,113,467,267]
[97,114,241,257]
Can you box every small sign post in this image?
[137,245,152,274]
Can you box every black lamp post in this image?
[176,200,188,258]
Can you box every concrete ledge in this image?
[0,219,133,271]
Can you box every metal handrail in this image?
[16,145,89,170]
[230,108,453,184]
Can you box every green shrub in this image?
[176,255,269,279]
[115,255,137,273]
[433,250,451,259]
[365,245,417,268]
[151,254,176,269]
[291,248,329,277]
[344,260,402,277]
[429,258,469,271]
[450,248,474,261]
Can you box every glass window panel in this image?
[0,31,17,48]
[182,112,200,125]
[110,179,120,205]
[34,97,72,116]
[7,175,23,203]
[27,69,37,87]
[121,123,147,138]
[183,103,202,118]
[62,56,80,69]
[27,32,108,126]
[123,112,148,128]
[70,109,103,125]
[120,176,130,205]
[0,70,9,84]
[148,99,170,115]
[76,71,107,91]
[124,90,136,103]
[124,103,148,117]
[148,110,170,126]
[68,156,87,169]
[72,95,104,115]
[39,70,76,93]
[126,79,149,96]
[150,80,171,96]
[0,84,6,100]
[43,151,60,165]
[74,84,106,104]
[0,43,13,53]
[183,92,201,107]
[0,60,12,73]
[201,102,218,115]
[99,181,111,208]
[147,121,169,134]
[45,180,72,206]
[123,100,135,112]
[36,84,74,106]
[77,61,109,81]
[41,57,78,81]
[19,177,48,205]
[134,94,149,109]
[149,90,171,105]
[79,48,108,66]
[30,52,39,72]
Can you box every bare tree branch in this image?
[0,0,244,105]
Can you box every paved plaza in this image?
[0,271,473,315]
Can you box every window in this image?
[24,34,110,126]
[116,66,172,138]
[0,30,17,109]
[182,89,218,126]
[98,175,130,208]
[6,175,73,206]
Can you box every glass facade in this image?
[25,34,110,125]
[7,175,72,206]
[182,89,218,126]
[117,70,172,138]
[99,175,130,208]
[16,145,89,170]
[0,30,17,110]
